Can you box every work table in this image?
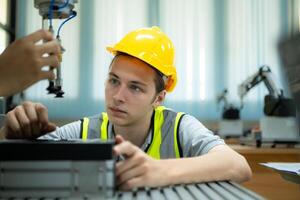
[229,143,300,200]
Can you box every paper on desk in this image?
[260,162,300,175]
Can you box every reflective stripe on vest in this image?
[174,112,185,158]
[80,106,185,159]
[100,112,109,140]
[81,117,89,140]
[146,106,164,159]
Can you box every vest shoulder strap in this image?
[100,112,109,140]
[174,112,185,158]
[146,106,165,159]
[81,117,90,140]
[146,106,185,159]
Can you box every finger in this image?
[41,122,56,134]
[116,151,146,176]
[116,156,141,176]
[115,134,125,144]
[23,101,40,137]
[24,29,54,43]
[113,141,138,157]
[5,111,22,138]
[35,103,50,127]
[117,164,145,186]
[39,55,60,68]
[39,70,56,81]
[119,176,144,191]
[35,103,56,134]
[114,135,125,157]
[37,40,61,56]
[14,106,32,137]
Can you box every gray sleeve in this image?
[38,120,82,140]
[179,114,225,157]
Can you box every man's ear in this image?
[153,90,166,107]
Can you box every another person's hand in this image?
[0,29,61,96]
[114,135,171,190]
[0,101,56,139]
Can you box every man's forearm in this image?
[161,145,252,185]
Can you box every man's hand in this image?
[0,101,56,139]
[113,135,252,190]
[114,135,171,190]
[0,29,61,96]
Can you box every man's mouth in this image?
[109,107,127,114]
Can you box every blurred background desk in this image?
[229,143,300,200]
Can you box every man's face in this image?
[105,54,162,126]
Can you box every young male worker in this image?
[0,27,252,190]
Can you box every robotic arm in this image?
[34,0,78,97]
[216,89,240,120]
[238,65,282,102]
[216,89,229,109]
[238,65,295,116]
[34,0,77,19]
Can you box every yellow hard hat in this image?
[106,26,177,92]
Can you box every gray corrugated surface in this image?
[186,184,210,200]
[198,183,225,200]
[0,181,265,200]
[149,188,166,200]
[208,182,241,200]
[174,185,196,200]
[225,181,265,200]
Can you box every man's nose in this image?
[113,84,127,102]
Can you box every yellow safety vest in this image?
[81,106,185,159]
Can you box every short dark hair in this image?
[109,52,165,94]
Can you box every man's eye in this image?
[109,78,119,85]
[130,85,142,92]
